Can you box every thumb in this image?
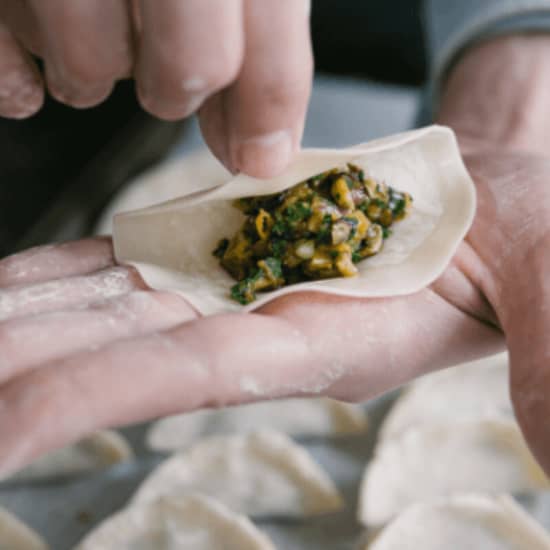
[503,240,550,474]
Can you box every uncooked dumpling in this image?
[146,398,368,452]
[113,125,476,315]
[364,494,550,550]
[133,430,343,518]
[74,494,275,550]
[358,420,548,526]
[0,507,49,550]
[7,430,133,482]
[379,353,511,441]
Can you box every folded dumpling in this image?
[74,494,275,550]
[133,430,343,518]
[358,420,548,526]
[147,398,368,452]
[379,353,511,441]
[6,430,133,482]
[363,494,550,550]
[0,507,49,550]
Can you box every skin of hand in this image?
[0,160,509,477]
[437,34,550,476]
[0,0,313,178]
[0,35,547,479]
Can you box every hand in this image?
[0,0,313,177]
[437,34,550,475]
[0,162,513,477]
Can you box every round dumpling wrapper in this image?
[113,125,476,315]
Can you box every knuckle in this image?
[157,48,241,97]
[198,51,241,92]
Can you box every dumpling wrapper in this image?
[74,494,275,550]
[96,148,231,235]
[0,507,49,550]
[379,353,511,441]
[358,419,549,526]
[5,430,133,482]
[132,430,343,518]
[364,494,550,550]
[146,397,368,452]
[113,125,476,315]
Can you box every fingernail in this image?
[234,129,293,178]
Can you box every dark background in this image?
[0,0,426,257]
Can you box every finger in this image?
[0,24,43,119]
[0,288,502,475]
[0,237,114,289]
[460,152,550,475]
[224,0,313,177]
[198,93,233,172]
[0,290,198,383]
[0,1,42,55]
[430,242,500,328]
[28,0,133,108]
[0,266,144,323]
[136,0,244,120]
[258,289,503,401]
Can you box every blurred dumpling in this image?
[379,353,510,441]
[134,430,343,518]
[0,506,49,550]
[363,494,550,550]
[6,431,133,482]
[147,398,368,452]
[74,494,275,550]
[358,420,548,526]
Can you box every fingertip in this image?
[198,94,236,174]
[0,83,44,119]
[46,74,114,109]
[137,81,209,121]
[231,129,295,179]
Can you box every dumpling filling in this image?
[214,164,413,304]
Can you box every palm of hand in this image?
[0,147,548,476]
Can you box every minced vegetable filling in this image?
[213,164,413,305]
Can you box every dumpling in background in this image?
[358,419,548,526]
[6,431,133,482]
[379,353,511,441]
[0,506,49,550]
[74,494,275,550]
[134,430,343,518]
[146,398,368,452]
[363,494,550,550]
